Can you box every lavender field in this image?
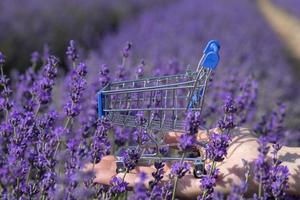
[0,0,299,199]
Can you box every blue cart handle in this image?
[202,40,220,69]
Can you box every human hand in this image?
[84,127,300,199]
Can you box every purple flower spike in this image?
[30,51,40,65]
[33,55,59,105]
[206,133,231,162]
[0,52,6,66]
[179,134,196,151]
[223,96,237,114]
[171,162,190,178]
[121,148,141,171]
[109,177,128,194]
[184,111,202,135]
[136,60,145,78]
[271,165,289,198]
[150,161,165,188]
[99,64,110,88]
[198,165,220,199]
[131,172,150,199]
[64,62,87,118]
[66,40,78,62]
[122,42,132,58]
[135,111,147,126]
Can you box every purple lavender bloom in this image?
[114,127,129,146]
[150,185,163,200]
[184,111,202,135]
[116,65,127,81]
[223,96,237,114]
[0,52,6,66]
[30,51,40,66]
[271,165,289,198]
[206,133,231,162]
[122,42,132,58]
[179,134,196,151]
[131,172,150,199]
[254,103,287,143]
[132,128,150,145]
[159,145,169,156]
[64,62,87,118]
[91,118,111,163]
[135,111,147,126]
[109,176,128,194]
[170,162,190,178]
[150,161,165,188]
[198,165,220,200]
[0,52,13,114]
[99,64,110,88]
[136,60,145,78]
[227,182,248,200]
[66,40,78,62]
[33,55,59,105]
[217,115,235,130]
[162,181,173,200]
[121,147,141,171]
[178,111,201,151]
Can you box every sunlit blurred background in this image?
[0,0,299,131]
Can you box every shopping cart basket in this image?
[97,40,220,178]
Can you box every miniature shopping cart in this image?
[98,40,220,178]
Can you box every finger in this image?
[83,155,116,172]
[164,128,218,145]
[116,173,139,187]
[164,131,183,144]
[94,169,116,185]
[130,165,156,174]
[116,166,156,188]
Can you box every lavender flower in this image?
[91,118,111,163]
[135,111,147,126]
[178,111,201,151]
[218,96,237,131]
[198,165,220,200]
[178,134,196,151]
[170,162,190,178]
[184,111,202,135]
[206,133,231,162]
[150,185,163,200]
[0,52,6,66]
[109,176,128,194]
[114,127,129,146]
[227,182,248,200]
[34,55,58,106]
[271,165,289,198]
[0,52,13,117]
[64,62,87,118]
[122,42,132,58]
[99,64,110,88]
[162,181,173,200]
[121,147,141,171]
[222,97,237,114]
[130,172,150,199]
[66,40,78,62]
[136,60,145,78]
[254,103,287,143]
[30,51,39,66]
[149,161,165,188]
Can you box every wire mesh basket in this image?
[97,40,220,178]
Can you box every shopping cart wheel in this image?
[193,159,206,178]
[115,160,126,174]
